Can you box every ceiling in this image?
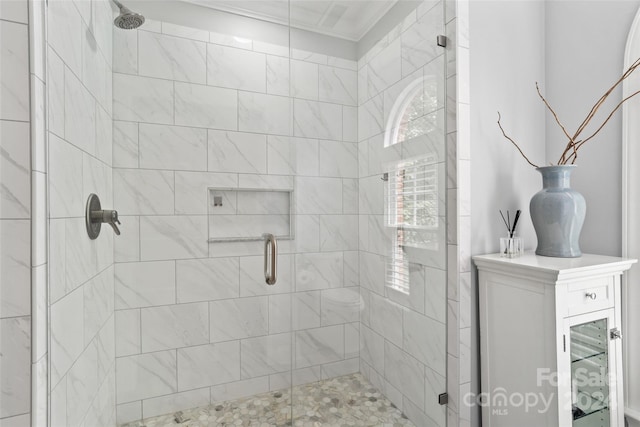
[184,0,398,41]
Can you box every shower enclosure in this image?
[39,0,464,425]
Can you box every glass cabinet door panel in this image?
[570,318,610,427]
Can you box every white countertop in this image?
[473,251,637,282]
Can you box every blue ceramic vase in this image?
[530,165,586,258]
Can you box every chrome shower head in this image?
[112,0,145,30]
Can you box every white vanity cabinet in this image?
[473,253,636,427]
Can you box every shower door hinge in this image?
[438,392,449,405]
[437,35,447,48]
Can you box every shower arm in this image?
[111,0,125,9]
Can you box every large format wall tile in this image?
[384,341,426,411]
[116,309,141,357]
[139,31,206,84]
[360,325,384,373]
[266,136,319,176]
[238,91,290,135]
[115,261,176,309]
[295,177,342,214]
[50,288,84,385]
[0,219,30,319]
[116,351,177,403]
[83,268,114,347]
[66,343,99,427]
[240,333,291,379]
[319,141,358,178]
[210,377,269,404]
[0,316,30,418]
[209,297,268,342]
[113,121,138,168]
[175,82,237,129]
[295,252,343,291]
[47,47,65,137]
[367,38,401,99]
[0,21,29,121]
[113,26,138,74]
[48,0,82,76]
[370,292,404,348]
[403,310,446,376]
[295,325,344,368]
[142,388,210,420]
[0,1,28,23]
[174,171,238,215]
[141,303,209,352]
[319,65,357,106]
[207,44,266,92]
[266,55,289,96]
[83,153,113,207]
[177,342,241,390]
[358,95,384,141]
[293,99,342,140]
[139,215,208,260]
[320,288,360,325]
[139,124,207,171]
[291,59,318,100]
[162,22,208,41]
[319,215,358,251]
[176,257,240,303]
[65,69,96,155]
[208,130,267,174]
[114,73,174,124]
[48,134,83,218]
[114,169,175,215]
[401,6,443,78]
[82,30,112,115]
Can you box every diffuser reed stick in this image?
[500,209,522,238]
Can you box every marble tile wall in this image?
[112,20,360,424]
[46,0,116,425]
[0,1,32,425]
[356,2,451,426]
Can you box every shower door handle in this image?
[263,233,277,285]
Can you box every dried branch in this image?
[498,58,640,168]
[536,82,577,164]
[497,112,539,168]
[569,57,640,144]
[563,88,640,164]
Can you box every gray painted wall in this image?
[470,1,640,425]
[545,0,640,257]
[470,1,547,426]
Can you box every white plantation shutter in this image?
[385,156,439,294]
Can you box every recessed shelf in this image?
[207,187,294,243]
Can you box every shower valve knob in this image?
[86,194,122,239]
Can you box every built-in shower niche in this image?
[207,188,294,242]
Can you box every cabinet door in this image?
[559,309,622,427]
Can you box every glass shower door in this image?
[289,0,448,425]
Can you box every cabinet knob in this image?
[585,292,597,300]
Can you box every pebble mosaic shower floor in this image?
[122,373,417,427]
